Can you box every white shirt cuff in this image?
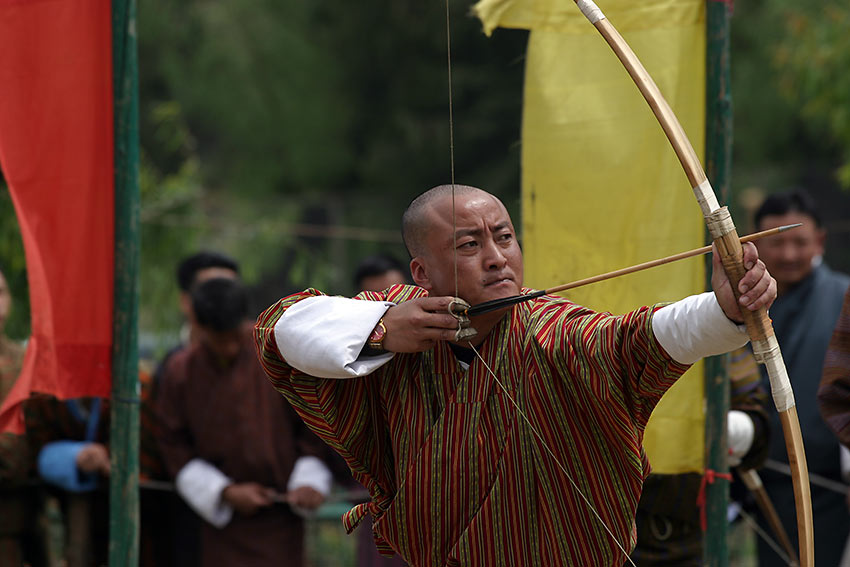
[287,456,332,496]
[175,459,234,528]
[652,292,749,365]
[275,295,395,378]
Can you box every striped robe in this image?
[255,285,690,566]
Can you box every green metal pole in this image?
[109,0,140,561]
[704,1,733,565]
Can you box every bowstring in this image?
[443,2,634,563]
[445,0,458,298]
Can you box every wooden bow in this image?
[570,1,814,564]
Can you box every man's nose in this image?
[778,242,798,261]
[483,240,508,269]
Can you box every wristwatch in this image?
[367,318,387,351]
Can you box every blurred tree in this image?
[730,0,850,272]
[773,2,850,188]
[135,0,527,344]
[0,184,29,340]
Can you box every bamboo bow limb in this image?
[571,2,814,564]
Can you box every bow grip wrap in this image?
[704,206,794,412]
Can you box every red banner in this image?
[0,0,114,433]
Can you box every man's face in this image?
[755,211,824,290]
[180,267,239,320]
[0,272,10,334]
[411,192,523,306]
[198,327,243,366]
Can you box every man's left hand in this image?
[711,242,777,323]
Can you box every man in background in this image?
[753,189,850,566]
[354,254,411,293]
[155,277,332,567]
[155,251,240,377]
[144,251,241,566]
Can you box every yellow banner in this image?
[475,0,707,473]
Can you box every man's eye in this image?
[459,240,477,249]
[498,233,513,242]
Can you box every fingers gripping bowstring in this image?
[467,343,638,566]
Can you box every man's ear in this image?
[409,257,432,290]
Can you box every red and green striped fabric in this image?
[255,285,689,566]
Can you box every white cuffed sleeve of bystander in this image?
[727,410,755,467]
[175,459,234,528]
[652,292,750,365]
[275,295,395,379]
[287,456,333,496]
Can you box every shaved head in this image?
[402,184,492,258]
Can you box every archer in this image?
[254,184,776,566]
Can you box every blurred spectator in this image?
[154,251,240,380]
[752,189,850,566]
[0,266,46,566]
[25,394,111,567]
[143,250,240,567]
[354,254,410,292]
[175,251,240,344]
[154,278,332,567]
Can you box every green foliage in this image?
[138,101,206,352]
[0,187,29,340]
[138,0,354,196]
[772,3,850,188]
[134,0,527,346]
[731,0,850,185]
[730,0,850,272]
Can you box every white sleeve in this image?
[275,295,395,379]
[652,292,749,365]
[286,456,333,495]
[727,410,755,467]
[174,459,233,528]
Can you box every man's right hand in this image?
[221,482,275,516]
[381,296,461,353]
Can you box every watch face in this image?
[369,321,385,343]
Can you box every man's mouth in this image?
[483,277,513,287]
